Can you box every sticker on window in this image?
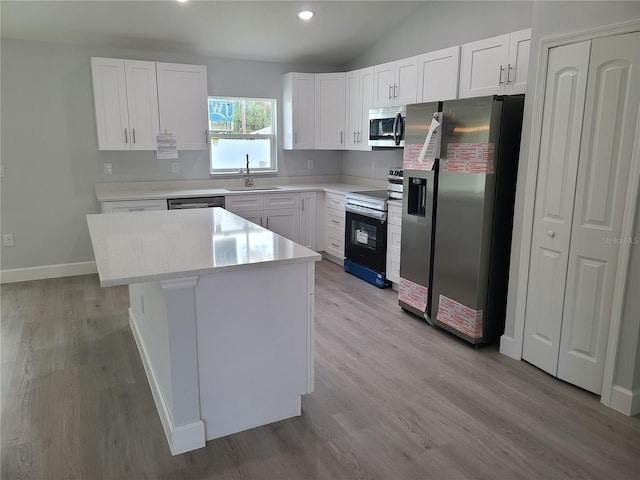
[356,229,368,244]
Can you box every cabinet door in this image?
[373,61,396,108]
[394,56,418,106]
[156,62,208,150]
[459,33,510,98]
[91,57,130,150]
[522,41,591,376]
[345,70,361,150]
[264,193,299,210]
[124,60,160,150]
[506,29,531,95]
[358,67,374,151]
[265,208,300,242]
[284,73,315,150]
[224,194,264,212]
[417,46,460,103]
[300,192,317,250]
[315,73,346,150]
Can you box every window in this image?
[208,97,277,175]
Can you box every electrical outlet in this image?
[370,160,376,172]
[171,162,180,173]
[307,159,314,170]
[104,163,113,175]
[3,234,15,247]
[0,165,4,177]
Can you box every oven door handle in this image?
[346,205,387,222]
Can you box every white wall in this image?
[0,39,342,272]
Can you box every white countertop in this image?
[87,207,322,287]
[95,180,383,202]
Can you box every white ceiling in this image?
[0,0,428,66]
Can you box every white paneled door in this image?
[523,32,640,394]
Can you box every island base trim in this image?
[129,307,206,455]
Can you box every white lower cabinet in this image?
[299,192,317,250]
[386,203,402,284]
[324,192,345,262]
[102,199,167,213]
[225,193,302,244]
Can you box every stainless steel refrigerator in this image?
[431,95,524,344]
[398,101,442,318]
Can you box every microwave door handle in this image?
[392,113,399,145]
[394,113,404,146]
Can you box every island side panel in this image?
[129,277,205,455]
[195,261,315,441]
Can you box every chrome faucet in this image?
[244,154,254,187]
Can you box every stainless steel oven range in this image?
[343,190,390,288]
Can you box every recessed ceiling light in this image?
[298,10,314,21]
[176,0,189,3]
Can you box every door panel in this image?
[522,41,591,372]
[558,32,640,394]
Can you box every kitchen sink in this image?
[224,186,282,191]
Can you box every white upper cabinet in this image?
[282,73,315,150]
[417,46,460,103]
[314,72,346,150]
[91,57,159,150]
[156,62,208,150]
[345,67,373,151]
[507,29,531,94]
[459,28,531,98]
[373,56,418,108]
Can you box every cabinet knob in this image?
[547,230,556,238]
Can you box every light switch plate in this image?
[3,234,15,247]
[104,163,113,175]
[307,159,314,170]
[171,162,180,173]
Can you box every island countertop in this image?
[87,207,322,287]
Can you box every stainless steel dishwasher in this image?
[167,196,225,210]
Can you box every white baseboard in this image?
[499,334,521,360]
[607,385,640,416]
[128,308,206,455]
[0,261,97,284]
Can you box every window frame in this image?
[208,96,278,176]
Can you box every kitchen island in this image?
[86,208,321,455]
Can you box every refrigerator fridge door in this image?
[431,95,524,344]
[398,101,441,318]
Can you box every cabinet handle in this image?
[393,84,398,99]
[302,198,305,212]
[132,128,136,144]
[388,84,393,100]
[205,130,208,144]
[340,131,343,144]
[331,220,340,225]
[331,243,339,249]
[358,131,362,143]
[128,208,145,212]
[507,64,513,84]
[124,128,128,144]
[354,131,357,143]
[266,217,269,229]
[295,131,298,145]
[498,65,505,85]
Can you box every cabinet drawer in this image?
[388,204,402,226]
[325,230,345,258]
[387,224,402,256]
[225,194,264,212]
[264,193,299,210]
[326,208,345,231]
[102,199,167,213]
[325,192,345,210]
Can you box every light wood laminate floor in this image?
[2,260,638,479]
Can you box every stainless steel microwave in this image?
[368,106,406,147]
